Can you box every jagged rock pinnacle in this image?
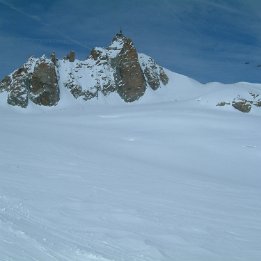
[113,35,146,102]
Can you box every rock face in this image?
[0,76,11,93]
[1,56,60,107]
[139,54,169,90]
[7,68,30,108]
[30,61,59,106]
[113,34,146,102]
[0,32,169,107]
[0,67,27,107]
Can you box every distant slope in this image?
[139,69,261,113]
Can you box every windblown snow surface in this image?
[0,70,261,261]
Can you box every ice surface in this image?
[0,70,261,260]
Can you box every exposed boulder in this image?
[30,61,59,106]
[232,99,251,113]
[216,101,230,106]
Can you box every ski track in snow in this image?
[0,72,261,260]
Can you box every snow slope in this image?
[0,70,261,260]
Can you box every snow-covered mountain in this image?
[1,33,261,261]
[0,32,168,108]
[1,32,261,113]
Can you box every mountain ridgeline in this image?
[0,32,169,108]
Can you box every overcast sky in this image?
[1,0,261,83]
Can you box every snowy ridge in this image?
[1,60,261,114]
[1,51,261,113]
[1,31,260,112]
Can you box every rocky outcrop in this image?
[0,32,169,107]
[232,99,252,113]
[1,56,59,107]
[0,76,11,93]
[160,68,169,85]
[50,52,57,65]
[30,61,59,106]
[7,67,30,108]
[90,48,102,61]
[66,51,76,62]
[113,34,146,102]
[216,101,230,106]
[139,55,169,90]
[60,32,168,104]
[216,92,261,113]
